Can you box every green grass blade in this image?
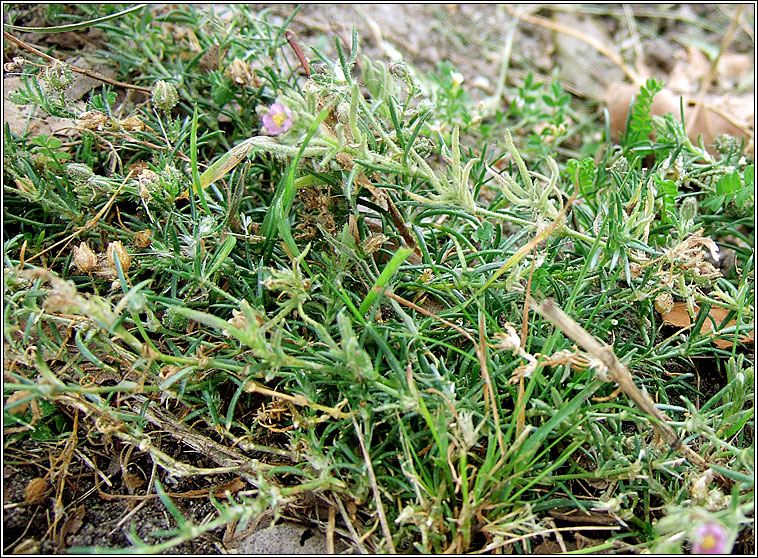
[358,248,413,315]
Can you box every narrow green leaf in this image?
[4,4,148,32]
[359,248,413,315]
[204,235,236,280]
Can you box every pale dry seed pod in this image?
[654,291,675,314]
[134,230,152,248]
[119,115,145,131]
[227,57,260,88]
[360,233,388,255]
[72,242,98,273]
[228,309,247,331]
[4,56,26,72]
[492,323,521,353]
[107,241,131,271]
[77,110,109,131]
[4,390,32,415]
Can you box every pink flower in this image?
[691,522,730,554]
[261,102,292,135]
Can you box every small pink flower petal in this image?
[691,522,730,554]
[261,103,292,135]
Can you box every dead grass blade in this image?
[529,298,738,492]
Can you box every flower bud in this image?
[107,241,131,271]
[713,134,741,156]
[135,168,160,201]
[162,306,189,332]
[42,61,73,91]
[680,196,698,223]
[389,61,409,79]
[152,80,179,112]
[72,242,98,273]
[66,163,94,184]
[413,136,434,158]
[607,156,630,177]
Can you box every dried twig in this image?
[530,298,710,470]
[509,8,643,86]
[3,31,153,94]
[352,415,396,554]
[26,171,132,264]
[326,504,336,554]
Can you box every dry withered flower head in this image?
[106,241,131,271]
[72,242,98,273]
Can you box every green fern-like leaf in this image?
[622,78,664,159]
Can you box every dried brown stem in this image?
[285,30,311,78]
[510,9,643,86]
[3,31,153,94]
[529,298,710,471]
[352,416,396,553]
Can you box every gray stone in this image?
[238,519,331,554]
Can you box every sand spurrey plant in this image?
[2,4,753,554]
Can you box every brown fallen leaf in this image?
[659,301,754,349]
[605,82,680,142]
[605,79,753,155]
[59,504,86,548]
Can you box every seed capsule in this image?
[72,242,98,273]
[107,241,131,271]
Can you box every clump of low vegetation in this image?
[3,4,753,554]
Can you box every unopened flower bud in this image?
[680,196,698,223]
[389,61,409,79]
[152,80,179,112]
[450,71,464,89]
[66,163,94,184]
[607,157,630,177]
[72,242,98,273]
[163,306,189,332]
[42,61,74,91]
[714,134,741,157]
[107,241,131,271]
[413,136,434,158]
